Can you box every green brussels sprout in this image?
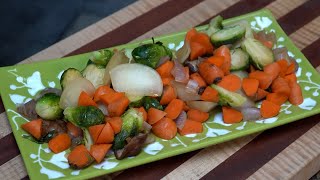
[35,93,63,120]
[63,106,104,128]
[143,97,163,110]
[211,84,246,107]
[132,41,172,68]
[89,49,114,66]
[113,108,144,150]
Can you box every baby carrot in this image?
[251,88,269,101]
[217,74,242,92]
[284,73,297,84]
[178,119,203,135]
[90,144,112,163]
[286,62,296,75]
[198,61,224,84]
[222,106,243,124]
[164,99,184,119]
[147,108,167,125]
[249,71,273,90]
[96,122,114,144]
[152,117,177,140]
[242,78,259,97]
[185,28,197,42]
[264,62,280,81]
[206,56,225,68]
[190,73,207,87]
[107,96,130,117]
[200,86,219,102]
[162,76,174,86]
[48,133,71,154]
[276,59,288,77]
[78,91,97,107]
[68,145,94,169]
[190,41,207,60]
[160,85,177,105]
[288,82,303,105]
[100,92,125,106]
[260,100,281,118]
[21,119,42,139]
[266,93,288,105]
[106,117,122,134]
[191,32,214,54]
[215,45,231,75]
[93,85,115,102]
[187,109,209,122]
[89,124,104,144]
[156,60,174,78]
[271,77,291,97]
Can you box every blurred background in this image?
[0,0,137,67]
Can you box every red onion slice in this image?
[175,111,187,130]
[185,79,199,94]
[171,81,201,101]
[171,60,189,83]
[142,121,152,133]
[176,41,191,64]
[97,102,109,116]
[241,108,261,121]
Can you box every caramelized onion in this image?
[176,41,191,64]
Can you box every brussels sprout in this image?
[63,106,104,128]
[83,128,93,150]
[143,97,163,110]
[60,68,82,90]
[113,108,144,150]
[35,93,63,120]
[132,41,173,68]
[82,63,105,88]
[211,84,246,107]
[89,49,114,66]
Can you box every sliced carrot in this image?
[78,91,97,107]
[250,65,256,73]
[162,76,174,86]
[67,122,83,138]
[183,102,190,111]
[21,119,42,139]
[260,100,281,118]
[100,92,125,106]
[90,144,112,163]
[190,41,207,60]
[266,93,288,105]
[200,86,219,102]
[198,61,224,84]
[96,122,114,144]
[217,74,242,92]
[89,124,104,144]
[152,117,177,140]
[185,28,197,42]
[288,82,303,105]
[190,73,207,87]
[206,56,224,68]
[160,85,177,105]
[178,119,203,135]
[93,85,114,102]
[135,107,148,121]
[107,96,130,117]
[68,145,94,169]
[191,32,214,54]
[164,99,184,119]
[284,73,297,84]
[271,77,291,97]
[106,117,122,134]
[156,60,174,78]
[264,62,280,81]
[286,62,296,75]
[222,106,243,124]
[215,45,231,75]
[242,78,259,97]
[187,109,209,122]
[48,133,71,154]
[276,59,288,77]
[147,108,167,125]
[249,71,273,89]
[251,88,269,101]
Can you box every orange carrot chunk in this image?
[276,59,288,77]
[190,73,207,87]
[67,122,83,138]
[190,41,207,60]
[156,60,174,78]
[288,82,303,105]
[264,62,280,81]
[284,73,297,84]
[187,109,209,122]
[271,77,291,97]
[89,124,105,144]
[78,91,97,107]
[215,45,231,75]
[100,92,125,106]
[107,96,130,117]
[206,56,225,68]
[21,119,42,139]
[222,106,243,124]
[200,86,219,102]
[96,122,114,144]
[217,74,242,92]
[164,99,184,119]
[178,119,203,135]
[68,145,94,169]
[48,133,71,154]
[135,107,148,121]
[160,85,177,105]
[162,76,174,86]
[152,117,177,140]
[106,117,122,134]
[242,78,259,97]
[251,88,269,101]
[185,28,198,43]
[260,100,281,118]
[286,62,296,75]
[191,32,214,54]
[266,93,288,105]
[198,61,224,84]
[147,108,167,125]
[249,71,273,90]
[93,85,115,102]
[90,144,112,163]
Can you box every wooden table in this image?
[1,0,320,179]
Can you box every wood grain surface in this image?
[0,0,319,179]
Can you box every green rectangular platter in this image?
[1,9,320,180]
